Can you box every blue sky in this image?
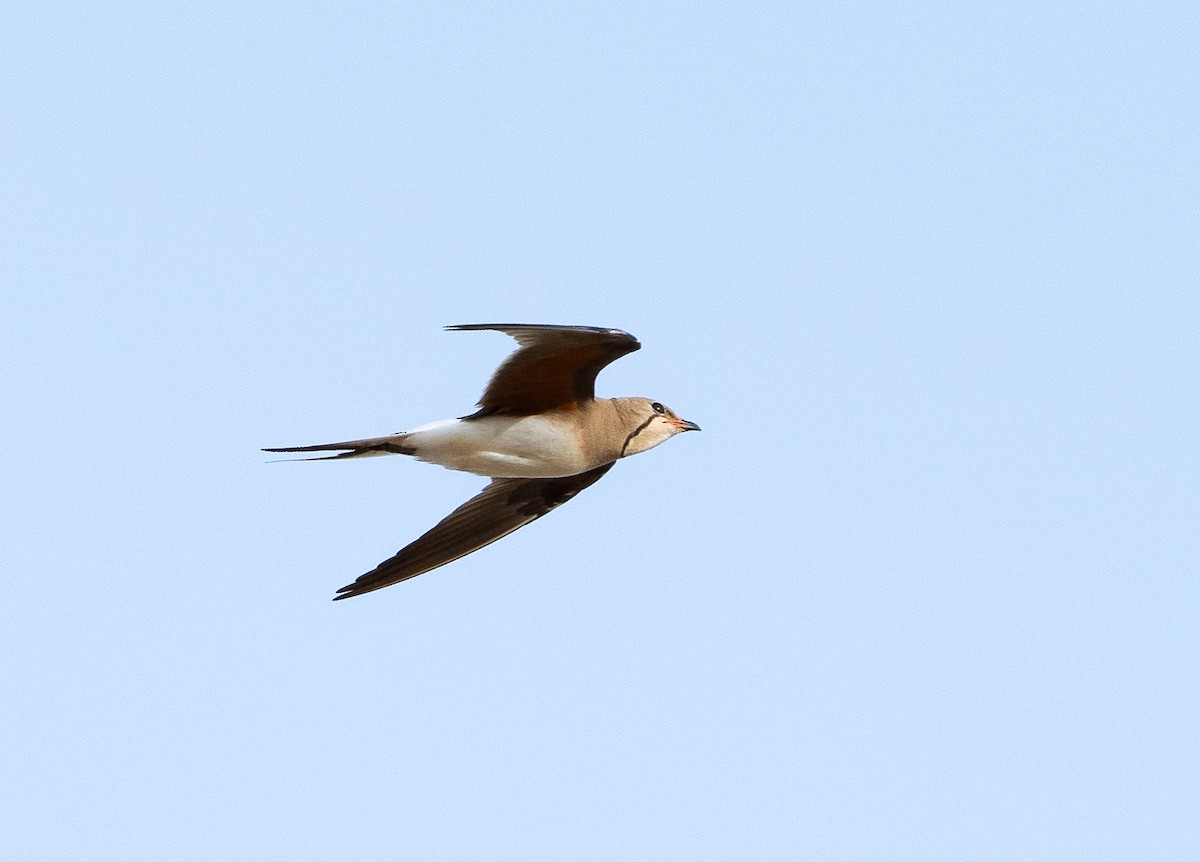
[3,2,1197,859]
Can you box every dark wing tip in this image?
[446,323,639,345]
[332,581,374,601]
[332,576,382,600]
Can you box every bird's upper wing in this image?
[332,462,615,600]
[448,324,640,414]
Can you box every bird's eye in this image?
[651,402,665,414]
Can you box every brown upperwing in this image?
[332,462,615,599]
[448,324,641,414]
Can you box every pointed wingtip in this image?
[332,583,365,601]
[445,323,637,341]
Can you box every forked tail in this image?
[263,433,415,461]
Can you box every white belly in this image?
[403,416,590,478]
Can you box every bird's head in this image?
[615,397,701,457]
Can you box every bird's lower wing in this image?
[333,462,616,600]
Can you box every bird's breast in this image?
[403,415,595,478]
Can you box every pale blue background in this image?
[3,2,1197,859]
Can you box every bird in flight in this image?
[265,324,700,599]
